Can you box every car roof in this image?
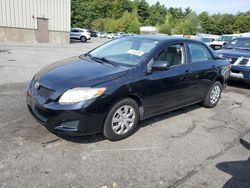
[236,37,250,40]
[221,34,238,37]
[127,35,200,43]
[71,28,86,30]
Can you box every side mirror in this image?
[151,60,170,70]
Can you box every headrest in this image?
[167,47,177,53]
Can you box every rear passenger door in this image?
[187,42,218,100]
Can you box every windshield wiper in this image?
[87,54,118,67]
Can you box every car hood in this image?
[35,56,129,90]
[216,49,250,58]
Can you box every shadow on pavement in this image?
[70,40,92,44]
[140,104,201,128]
[216,139,250,188]
[228,80,250,89]
[55,133,105,143]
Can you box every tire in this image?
[202,81,222,108]
[103,98,140,141]
[80,36,87,42]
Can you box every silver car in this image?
[70,28,91,42]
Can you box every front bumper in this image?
[86,35,91,40]
[230,66,250,83]
[26,94,105,136]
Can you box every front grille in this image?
[37,86,54,99]
[223,56,238,64]
[210,45,222,50]
[239,58,249,65]
[230,57,238,64]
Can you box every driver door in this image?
[144,42,194,117]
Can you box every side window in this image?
[71,29,78,33]
[188,43,213,63]
[156,43,185,66]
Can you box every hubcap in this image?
[111,105,136,135]
[210,85,221,104]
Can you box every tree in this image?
[175,12,199,35]
[71,0,250,35]
[134,0,150,24]
[216,14,236,34]
[112,0,133,19]
[168,7,185,20]
[235,13,250,33]
[119,11,140,33]
[145,1,166,25]
[159,24,172,35]
[92,18,108,31]
[199,11,213,33]
[184,7,192,16]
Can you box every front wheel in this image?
[103,98,139,141]
[202,81,222,108]
[80,36,87,42]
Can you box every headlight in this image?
[59,87,106,104]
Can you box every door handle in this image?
[180,70,192,80]
[184,70,192,74]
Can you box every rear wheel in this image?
[80,36,87,42]
[202,81,222,108]
[103,98,139,141]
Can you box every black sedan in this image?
[27,36,230,141]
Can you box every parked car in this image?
[100,32,108,38]
[113,32,126,39]
[96,32,102,37]
[209,34,238,50]
[70,28,91,42]
[201,36,219,44]
[88,29,97,37]
[239,32,250,37]
[107,33,115,39]
[216,37,250,83]
[27,36,230,141]
[197,33,219,44]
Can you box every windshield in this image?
[217,36,234,42]
[224,38,250,50]
[89,37,161,66]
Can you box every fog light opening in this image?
[58,120,79,130]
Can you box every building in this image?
[0,0,71,43]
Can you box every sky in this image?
[147,0,250,14]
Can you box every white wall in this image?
[0,0,71,32]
